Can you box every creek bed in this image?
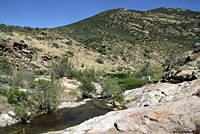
[0,100,113,134]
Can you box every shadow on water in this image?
[0,100,113,134]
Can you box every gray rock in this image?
[193,43,200,53]
[92,82,102,95]
[13,41,28,50]
[163,48,200,82]
[0,113,18,127]
[45,78,200,134]
[46,96,200,134]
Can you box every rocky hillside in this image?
[46,44,200,134]
[1,7,200,72]
[0,28,124,72]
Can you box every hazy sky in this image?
[0,0,199,28]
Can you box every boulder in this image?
[18,88,28,92]
[92,82,102,95]
[41,54,54,61]
[59,77,81,90]
[0,42,11,52]
[35,77,51,82]
[176,70,196,80]
[13,42,28,50]
[8,111,15,117]
[0,113,18,127]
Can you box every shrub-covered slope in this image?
[52,7,200,65]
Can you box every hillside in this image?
[0,7,200,72]
[52,7,200,66]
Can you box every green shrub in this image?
[41,32,47,36]
[52,43,59,48]
[20,40,24,43]
[33,69,48,76]
[9,68,35,89]
[117,66,123,71]
[79,80,95,93]
[102,78,124,102]
[0,50,3,56]
[0,57,12,75]
[81,63,85,68]
[0,84,10,96]
[65,51,74,56]
[35,47,43,52]
[14,105,29,121]
[120,77,147,90]
[122,57,126,61]
[32,80,62,113]
[7,89,28,104]
[135,62,153,78]
[96,58,104,64]
[51,56,73,78]
[174,65,182,73]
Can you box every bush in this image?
[32,80,62,113]
[9,68,35,89]
[65,51,74,57]
[174,65,182,73]
[14,105,29,121]
[79,69,99,82]
[0,57,12,75]
[7,89,28,104]
[102,78,124,102]
[79,80,95,93]
[52,43,59,48]
[33,69,48,76]
[96,58,104,64]
[135,62,153,78]
[0,50,3,56]
[120,77,147,90]
[41,32,47,36]
[35,47,43,52]
[51,56,73,78]
[0,84,10,96]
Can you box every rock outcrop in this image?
[45,78,200,134]
[46,96,200,134]
[0,40,38,70]
[163,43,200,83]
[123,78,200,108]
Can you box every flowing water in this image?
[0,100,113,134]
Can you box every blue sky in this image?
[0,0,199,28]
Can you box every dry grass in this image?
[0,32,131,72]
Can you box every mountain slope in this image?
[52,7,200,66]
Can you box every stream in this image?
[0,100,113,134]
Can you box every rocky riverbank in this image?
[45,78,200,134]
[45,44,200,134]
